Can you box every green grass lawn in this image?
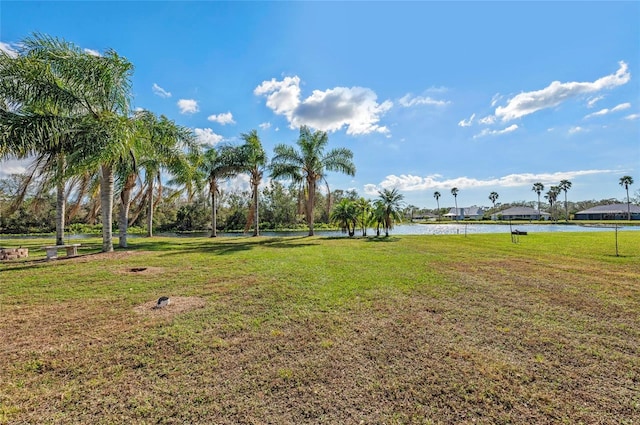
[1,232,639,424]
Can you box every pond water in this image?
[163,223,639,237]
[2,223,638,241]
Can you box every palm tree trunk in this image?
[307,177,316,236]
[210,180,217,237]
[55,155,66,246]
[147,176,154,237]
[100,163,114,252]
[454,198,459,221]
[252,177,259,237]
[627,187,631,220]
[118,173,135,248]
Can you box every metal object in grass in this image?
[154,296,170,309]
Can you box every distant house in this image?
[444,206,485,220]
[493,206,550,221]
[574,203,640,220]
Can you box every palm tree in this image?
[433,191,441,221]
[137,113,197,238]
[330,199,357,237]
[559,179,572,221]
[619,175,634,220]
[451,187,459,221]
[489,191,499,210]
[236,130,266,236]
[532,182,544,220]
[271,126,355,236]
[199,145,238,237]
[355,197,371,236]
[377,188,404,237]
[545,186,560,221]
[1,34,134,252]
[0,36,91,246]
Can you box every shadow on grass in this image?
[143,236,320,257]
[364,236,401,243]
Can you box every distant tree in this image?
[489,191,499,210]
[377,188,404,237]
[433,191,441,221]
[532,182,544,220]
[271,126,355,236]
[559,179,572,221]
[619,175,634,220]
[330,199,357,237]
[451,187,459,221]
[545,186,560,221]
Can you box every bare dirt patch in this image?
[133,296,206,317]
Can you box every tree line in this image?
[1,34,415,246]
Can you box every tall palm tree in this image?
[271,126,355,236]
[330,199,357,237]
[199,145,238,237]
[532,182,544,220]
[136,113,197,238]
[451,187,459,221]
[545,186,560,221]
[433,191,441,221]
[489,191,499,209]
[2,34,134,252]
[377,188,404,237]
[559,179,572,221]
[619,175,634,220]
[0,36,91,246]
[236,130,266,237]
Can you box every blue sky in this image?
[2,1,638,209]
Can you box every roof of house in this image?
[575,203,640,214]
[446,206,484,216]
[497,206,550,216]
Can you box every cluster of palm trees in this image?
[529,180,572,221]
[0,34,359,250]
[330,188,405,237]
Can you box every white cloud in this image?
[399,94,450,107]
[152,83,172,98]
[495,61,630,122]
[473,124,518,139]
[584,102,631,119]
[490,93,502,107]
[364,169,615,194]
[207,112,235,125]
[83,48,101,57]
[568,126,585,134]
[458,113,475,127]
[194,128,224,146]
[178,99,199,114]
[255,76,392,135]
[625,113,640,121]
[612,103,632,112]
[479,115,496,125]
[0,41,18,58]
[587,95,604,108]
[259,122,271,130]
